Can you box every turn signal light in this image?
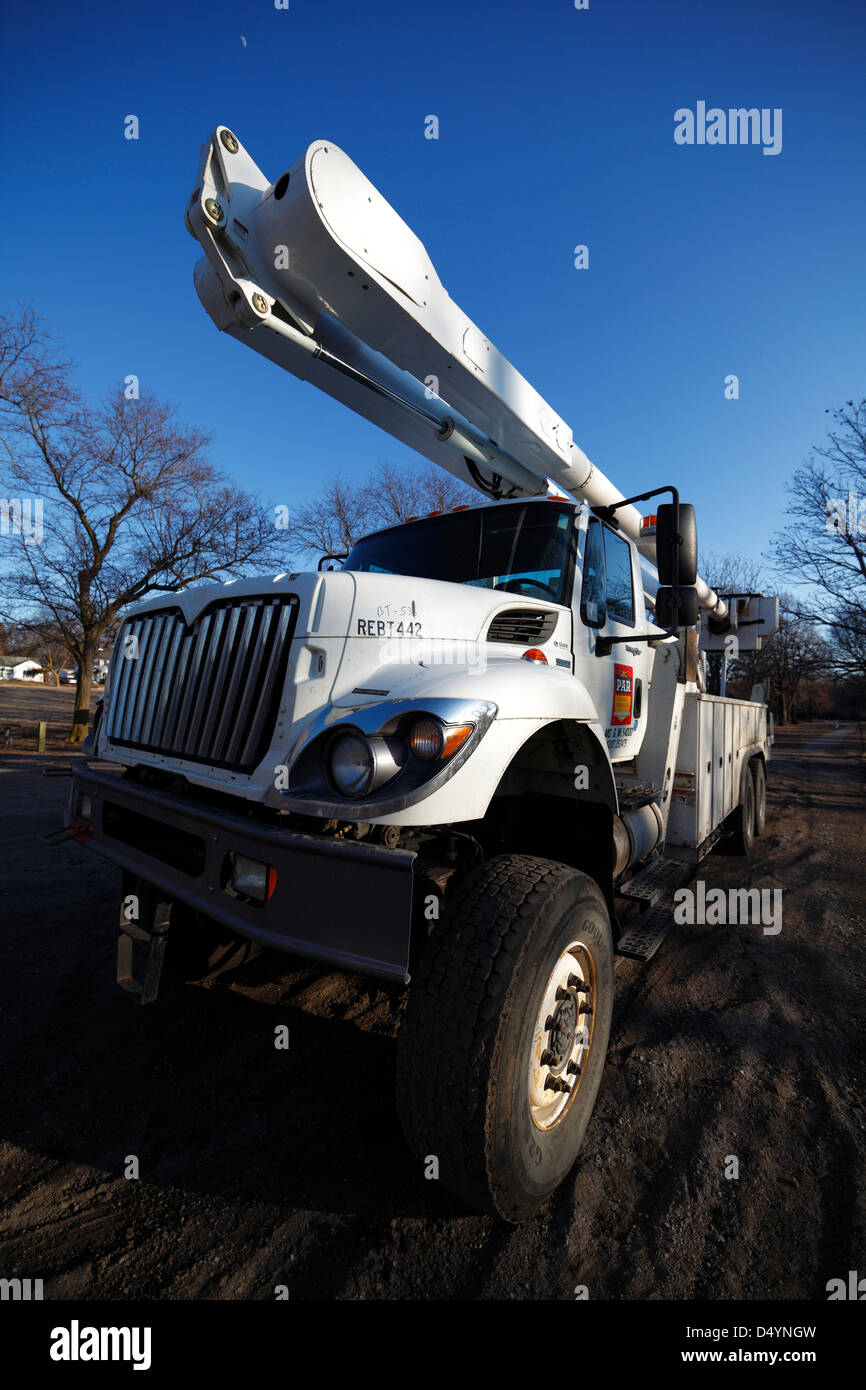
[522,648,548,664]
[409,719,474,760]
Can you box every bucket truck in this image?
[66,127,779,1221]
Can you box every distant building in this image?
[0,656,44,682]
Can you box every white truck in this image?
[67,127,779,1221]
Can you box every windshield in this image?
[343,502,576,604]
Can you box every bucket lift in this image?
[185,126,735,624]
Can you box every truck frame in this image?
[66,127,779,1220]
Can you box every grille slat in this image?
[487,608,558,646]
[239,603,292,767]
[174,612,215,757]
[210,604,258,757]
[184,610,223,758]
[148,620,185,748]
[224,605,274,766]
[158,621,195,749]
[106,595,298,773]
[109,619,138,740]
[119,618,157,743]
[197,604,242,755]
[134,614,171,745]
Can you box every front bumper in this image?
[67,759,416,982]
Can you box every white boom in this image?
[186,126,727,619]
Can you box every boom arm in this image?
[185,125,727,619]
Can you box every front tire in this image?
[396,855,614,1221]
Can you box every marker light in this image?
[522,648,548,664]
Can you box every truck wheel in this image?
[751,759,767,836]
[396,855,614,1221]
[725,765,755,856]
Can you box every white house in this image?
[0,656,44,682]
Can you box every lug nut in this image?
[220,128,239,153]
[579,1003,593,1016]
[567,1061,580,1075]
[540,1049,555,1067]
[568,973,588,991]
[204,197,223,223]
[545,1076,572,1093]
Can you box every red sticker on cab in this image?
[611,664,633,726]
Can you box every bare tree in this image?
[768,399,866,675]
[0,309,281,741]
[289,460,475,560]
[754,602,832,724]
[288,476,375,562]
[365,461,475,529]
[701,551,764,597]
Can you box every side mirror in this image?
[655,585,699,629]
[655,503,697,587]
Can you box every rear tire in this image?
[396,854,614,1221]
[726,764,755,856]
[751,759,767,837]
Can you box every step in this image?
[616,905,675,962]
[617,856,691,906]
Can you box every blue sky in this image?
[1,0,864,578]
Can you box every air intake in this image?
[487,608,558,646]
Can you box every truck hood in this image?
[101,569,571,798]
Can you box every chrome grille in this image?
[106,594,299,772]
[487,608,558,645]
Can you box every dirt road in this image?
[0,724,863,1300]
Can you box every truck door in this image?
[575,514,649,762]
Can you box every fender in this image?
[276,661,617,826]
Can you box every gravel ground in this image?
[0,722,863,1300]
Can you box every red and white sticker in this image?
[610,664,633,726]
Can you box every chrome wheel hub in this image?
[528,941,595,1130]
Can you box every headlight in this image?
[327,731,407,799]
[329,733,375,796]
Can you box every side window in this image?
[603,527,635,626]
[580,519,606,627]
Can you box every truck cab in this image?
[339,496,652,765]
